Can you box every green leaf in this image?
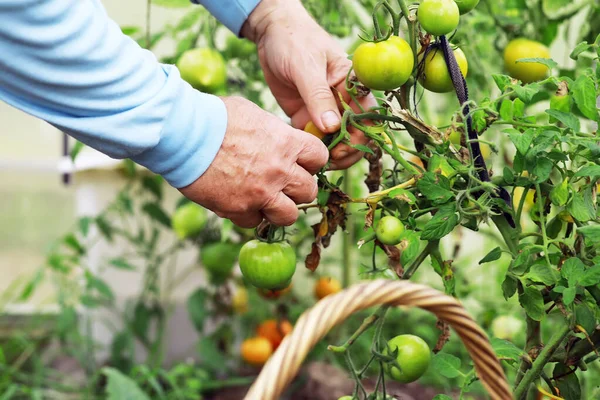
[109,258,136,271]
[499,99,513,121]
[86,273,114,301]
[574,165,600,178]
[562,286,577,305]
[491,338,524,362]
[142,203,171,228]
[388,188,417,204]
[519,285,545,321]
[572,74,598,121]
[70,140,85,162]
[19,268,45,301]
[516,57,558,70]
[121,26,141,37]
[141,175,163,200]
[513,98,525,118]
[431,353,462,379]
[552,363,581,400]
[568,192,594,222]
[545,109,580,132]
[152,0,191,8]
[543,0,588,21]
[351,143,375,154]
[575,303,596,335]
[479,247,502,265]
[0,385,18,400]
[526,262,560,286]
[433,396,453,400]
[561,258,585,286]
[79,216,93,237]
[570,42,593,60]
[416,173,454,205]
[502,275,518,299]
[64,233,85,255]
[532,157,553,183]
[508,129,534,155]
[513,84,539,103]
[420,205,459,241]
[492,74,512,92]
[578,225,600,244]
[550,178,570,206]
[187,288,207,332]
[96,216,114,242]
[399,230,421,266]
[317,187,330,207]
[580,265,600,286]
[197,337,227,373]
[103,367,151,400]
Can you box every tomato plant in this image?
[417,0,460,36]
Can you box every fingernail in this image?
[321,111,340,131]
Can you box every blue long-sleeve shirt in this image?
[0,0,261,188]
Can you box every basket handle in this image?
[244,279,513,400]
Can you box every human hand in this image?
[241,0,377,170]
[179,96,329,228]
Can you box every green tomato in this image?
[352,36,414,91]
[503,38,551,83]
[239,240,296,290]
[375,216,405,246]
[454,0,480,14]
[200,242,240,284]
[224,35,256,59]
[172,203,208,239]
[419,47,468,93]
[418,0,460,36]
[384,334,431,383]
[177,48,227,94]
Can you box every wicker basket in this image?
[244,279,513,400]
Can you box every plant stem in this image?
[342,169,352,288]
[403,240,437,279]
[396,0,417,69]
[513,324,571,400]
[492,215,519,256]
[514,315,541,390]
[200,376,257,390]
[328,306,389,352]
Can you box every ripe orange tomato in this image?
[256,319,293,350]
[314,277,342,300]
[240,337,273,366]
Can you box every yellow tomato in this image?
[241,337,273,366]
[504,39,551,83]
[304,121,327,139]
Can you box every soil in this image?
[206,362,451,400]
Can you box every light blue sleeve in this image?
[192,0,262,36]
[0,0,227,188]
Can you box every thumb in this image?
[293,66,341,133]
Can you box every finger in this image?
[229,212,263,229]
[294,132,330,174]
[261,192,299,226]
[283,164,318,204]
[292,58,342,133]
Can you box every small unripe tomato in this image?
[240,337,273,366]
[200,242,240,284]
[232,287,249,314]
[353,36,414,91]
[418,0,460,36]
[384,334,431,383]
[177,48,227,93]
[454,0,480,14]
[239,240,296,290]
[419,47,468,93]
[172,202,207,239]
[314,277,342,300]
[491,315,523,341]
[504,39,551,83]
[375,216,405,246]
[304,121,327,139]
[256,319,293,350]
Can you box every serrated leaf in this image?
[550,178,570,206]
[431,353,462,379]
[516,57,558,70]
[388,188,417,204]
[513,84,539,103]
[103,367,150,400]
[519,285,545,321]
[526,262,560,286]
[492,74,512,92]
[574,165,600,178]
[572,74,598,121]
[578,225,600,244]
[561,258,585,286]
[491,338,524,362]
[508,129,534,155]
[479,247,502,264]
[398,230,421,266]
[187,288,207,332]
[416,173,454,204]
[513,98,525,117]
[568,192,594,222]
[553,363,581,400]
[502,275,518,299]
[420,205,459,241]
[575,303,596,335]
[570,42,593,60]
[142,203,171,228]
[545,109,580,132]
[580,265,600,286]
[562,286,577,305]
[533,157,553,183]
[499,99,513,121]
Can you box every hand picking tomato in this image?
[419,47,468,93]
[172,202,207,240]
[177,48,227,94]
[240,336,273,366]
[375,216,405,246]
[314,277,342,300]
[503,38,551,83]
[352,36,414,91]
[418,0,460,36]
[239,240,296,290]
[384,334,431,383]
[200,241,240,284]
[454,0,480,14]
[256,319,293,350]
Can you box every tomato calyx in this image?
[254,221,286,244]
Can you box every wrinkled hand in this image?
[179,96,328,228]
[242,0,377,170]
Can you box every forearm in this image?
[0,0,226,188]
[192,0,262,36]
